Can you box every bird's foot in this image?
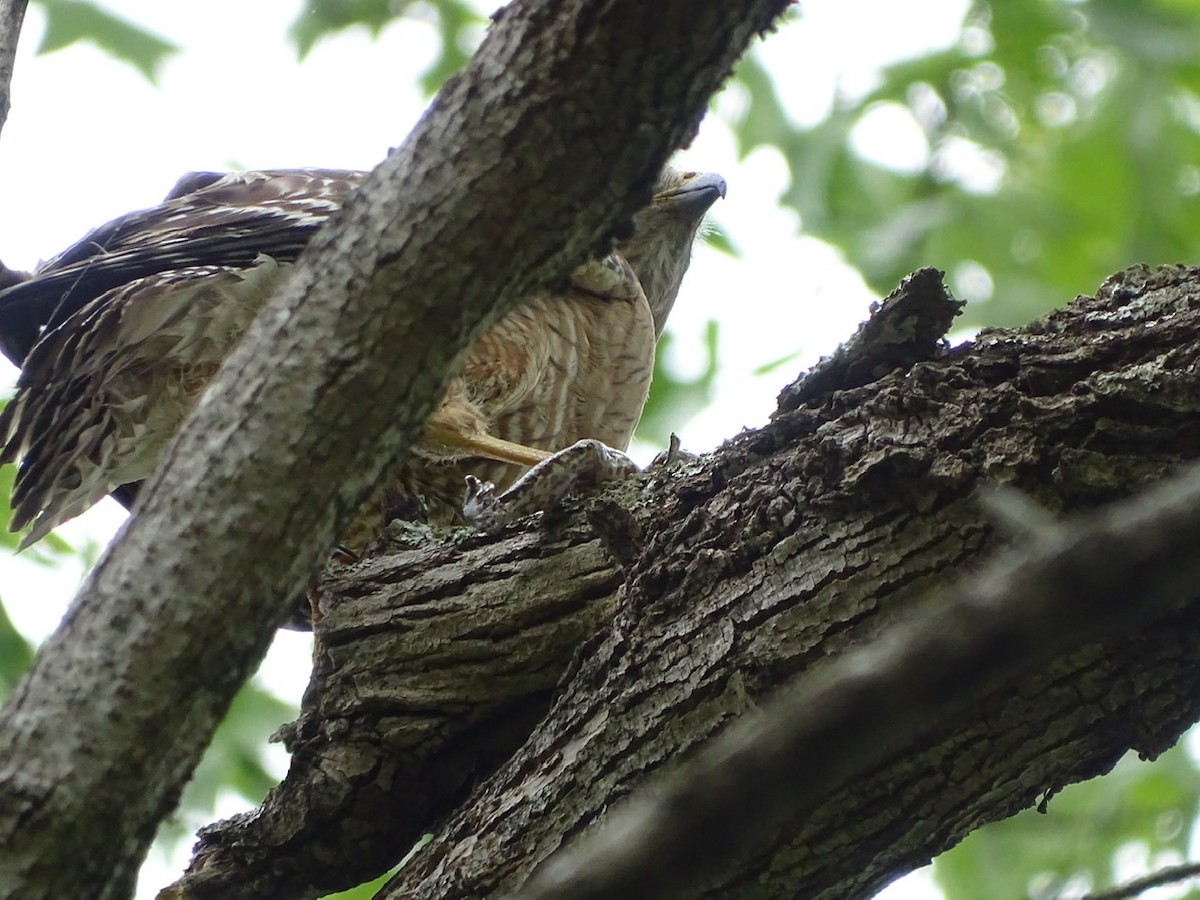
[463,438,639,530]
[461,476,501,528]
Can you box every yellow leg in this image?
[423,420,553,468]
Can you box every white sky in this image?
[0,1,972,897]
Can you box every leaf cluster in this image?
[731,0,1200,329]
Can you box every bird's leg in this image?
[429,426,552,468]
[462,438,639,531]
[423,400,553,468]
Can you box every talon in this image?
[459,439,640,530]
[462,475,504,530]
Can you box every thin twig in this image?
[1083,861,1200,900]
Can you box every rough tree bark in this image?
[0,0,24,140]
[0,2,790,898]
[166,264,1200,899]
[0,0,29,293]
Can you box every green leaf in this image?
[728,54,795,156]
[417,0,480,96]
[752,349,804,378]
[33,0,178,83]
[288,0,483,96]
[289,0,412,59]
[702,223,737,257]
[320,870,397,900]
[160,679,297,850]
[0,598,34,699]
[742,0,1200,332]
[1087,0,1200,67]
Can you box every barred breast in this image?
[0,167,722,555]
[351,260,657,538]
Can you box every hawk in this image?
[0,167,725,551]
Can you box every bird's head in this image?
[618,168,726,338]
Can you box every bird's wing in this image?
[0,166,686,546]
[567,252,643,302]
[0,258,289,548]
[0,169,362,365]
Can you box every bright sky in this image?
[0,1,974,896]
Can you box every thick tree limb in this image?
[0,0,24,139]
[173,264,1200,898]
[517,443,1200,900]
[0,2,790,898]
[169,275,968,897]
[399,263,1200,899]
[168,522,625,898]
[0,0,29,291]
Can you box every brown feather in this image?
[0,166,723,549]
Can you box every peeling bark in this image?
[170,265,1200,898]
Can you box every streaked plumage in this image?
[0,167,724,549]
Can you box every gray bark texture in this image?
[0,2,790,898]
[0,0,24,139]
[0,0,28,292]
[166,264,1200,899]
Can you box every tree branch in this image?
[774,266,963,412]
[1083,860,1200,900]
[0,2,790,897]
[0,0,25,140]
[381,263,1200,899]
[166,276,965,897]
[170,264,1200,897]
[0,0,29,291]
[517,449,1200,899]
[167,521,626,898]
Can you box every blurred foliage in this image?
[155,680,297,846]
[935,744,1200,898]
[10,1,1200,898]
[733,0,1200,328]
[31,0,177,81]
[0,597,33,697]
[288,0,484,94]
[180,682,295,815]
[639,320,720,449]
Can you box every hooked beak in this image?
[656,171,727,217]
